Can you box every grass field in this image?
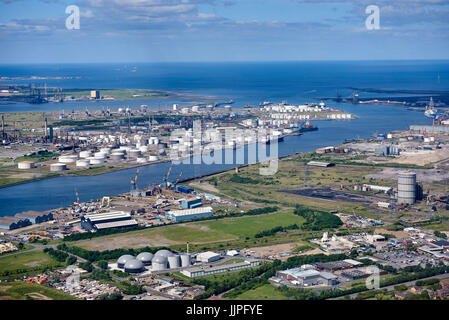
[73,210,304,250]
[232,284,287,300]
[0,250,63,274]
[0,282,76,300]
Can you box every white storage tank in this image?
[151,255,168,271]
[18,161,35,170]
[180,254,191,268]
[139,146,149,153]
[128,149,141,158]
[168,255,180,269]
[110,153,125,161]
[100,147,111,154]
[136,157,147,164]
[79,151,92,158]
[94,152,108,159]
[50,163,67,171]
[76,159,90,167]
[148,155,159,162]
[88,157,105,165]
[59,155,77,163]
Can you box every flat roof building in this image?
[180,197,202,209]
[196,251,221,263]
[276,267,338,286]
[166,207,213,222]
[181,259,260,278]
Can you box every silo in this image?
[398,172,417,205]
[151,255,168,271]
[168,255,180,269]
[180,254,191,267]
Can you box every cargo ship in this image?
[299,121,318,133]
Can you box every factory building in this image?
[15,211,53,224]
[0,216,32,230]
[315,260,355,272]
[276,268,338,286]
[181,259,260,278]
[166,207,213,222]
[196,251,221,263]
[176,185,194,194]
[180,197,202,209]
[81,211,138,231]
[307,161,335,168]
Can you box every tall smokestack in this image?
[1,115,4,139]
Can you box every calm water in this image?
[0,61,446,216]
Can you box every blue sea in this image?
[0,60,447,216]
[0,60,448,112]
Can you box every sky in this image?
[1,0,449,63]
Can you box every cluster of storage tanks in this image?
[116,249,191,273]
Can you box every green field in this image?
[196,210,305,238]
[0,282,76,300]
[0,250,63,275]
[232,284,287,300]
[73,209,304,250]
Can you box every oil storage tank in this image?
[136,252,153,266]
[168,255,180,269]
[398,172,417,205]
[152,255,168,271]
[117,254,134,268]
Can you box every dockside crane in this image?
[163,162,173,189]
[130,168,140,192]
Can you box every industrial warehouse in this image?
[165,207,213,222]
[81,211,138,231]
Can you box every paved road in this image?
[0,243,87,263]
[331,273,449,300]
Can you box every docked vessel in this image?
[299,121,318,133]
[425,97,437,118]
